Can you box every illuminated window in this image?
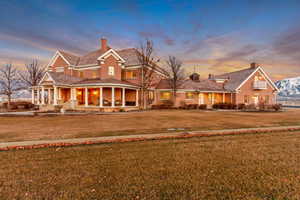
[126,71,137,79]
[160,92,171,100]
[185,92,195,99]
[108,66,115,76]
[92,71,98,78]
[79,71,84,78]
[244,95,250,104]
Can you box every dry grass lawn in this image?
[0,109,300,142]
[0,131,300,199]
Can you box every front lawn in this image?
[0,131,300,199]
[0,109,300,142]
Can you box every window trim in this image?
[108,66,115,76]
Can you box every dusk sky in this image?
[1,0,300,80]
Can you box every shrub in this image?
[151,100,174,110]
[272,104,282,111]
[186,104,198,110]
[212,103,237,109]
[237,103,246,110]
[198,104,207,110]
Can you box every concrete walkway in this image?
[1,125,300,151]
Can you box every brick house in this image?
[32,38,278,111]
[33,38,166,111]
[154,63,279,107]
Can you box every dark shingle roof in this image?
[156,79,226,91]
[48,72,83,85]
[214,67,257,91]
[58,51,80,65]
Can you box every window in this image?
[185,92,195,99]
[148,91,154,104]
[160,92,171,100]
[79,71,84,78]
[244,95,250,104]
[125,71,137,80]
[108,66,115,76]
[92,71,98,78]
[265,95,269,104]
[56,67,64,73]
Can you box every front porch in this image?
[32,86,140,111]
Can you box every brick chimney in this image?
[250,62,258,69]
[208,74,214,79]
[101,38,108,51]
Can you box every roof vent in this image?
[208,74,214,79]
[250,62,259,69]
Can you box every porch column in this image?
[99,87,103,107]
[48,88,51,104]
[41,86,45,105]
[31,89,35,104]
[58,88,62,100]
[223,93,225,103]
[211,93,215,104]
[53,86,58,105]
[122,88,125,107]
[230,93,233,104]
[85,87,88,107]
[111,87,115,107]
[136,89,139,107]
[71,88,76,108]
[37,88,40,105]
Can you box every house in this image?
[154,63,279,107]
[32,38,166,111]
[32,38,278,111]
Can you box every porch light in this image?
[93,90,98,95]
[77,91,82,95]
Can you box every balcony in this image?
[253,80,267,90]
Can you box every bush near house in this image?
[0,101,34,110]
[151,100,174,109]
[212,103,237,109]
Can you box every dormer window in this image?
[108,66,115,76]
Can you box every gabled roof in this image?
[156,79,226,92]
[215,66,278,91]
[58,51,80,65]
[77,48,110,66]
[117,48,140,66]
[214,67,258,91]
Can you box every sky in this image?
[0,0,300,80]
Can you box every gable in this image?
[98,49,126,64]
[237,68,278,91]
[39,72,55,85]
[47,51,70,68]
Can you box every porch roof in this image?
[73,78,140,88]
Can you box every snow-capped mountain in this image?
[275,76,300,97]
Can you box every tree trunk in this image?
[7,94,11,111]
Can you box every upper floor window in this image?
[108,66,115,76]
[92,71,98,78]
[125,71,137,80]
[79,71,84,78]
[56,67,64,73]
[244,95,250,104]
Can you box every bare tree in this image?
[166,56,184,102]
[0,64,22,109]
[19,60,45,87]
[136,39,160,109]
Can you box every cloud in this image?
[138,30,175,46]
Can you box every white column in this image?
[230,93,233,104]
[136,89,139,107]
[111,87,115,107]
[85,87,88,107]
[211,93,215,104]
[41,87,45,105]
[48,88,51,104]
[37,88,40,105]
[99,87,103,107]
[223,93,225,103]
[122,88,125,107]
[54,86,58,105]
[71,88,75,108]
[31,89,35,104]
[58,88,61,100]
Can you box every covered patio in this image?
[32,85,139,109]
